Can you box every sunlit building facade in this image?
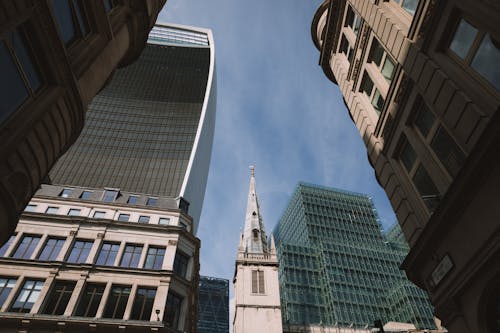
[311,1,500,332]
[0,24,216,332]
[198,276,229,333]
[0,0,166,245]
[273,183,435,330]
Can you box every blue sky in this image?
[160,0,396,284]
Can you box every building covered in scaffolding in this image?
[273,183,435,330]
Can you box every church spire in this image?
[242,166,268,254]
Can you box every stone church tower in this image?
[233,167,283,333]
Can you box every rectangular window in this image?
[144,247,165,270]
[96,242,120,266]
[67,208,81,216]
[102,190,119,202]
[251,270,265,294]
[430,126,466,177]
[10,279,44,313]
[117,213,130,222]
[449,18,499,90]
[38,237,65,261]
[414,103,436,137]
[344,6,361,36]
[400,139,417,173]
[50,0,90,46]
[24,204,37,212]
[158,217,170,225]
[173,252,189,278]
[0,235,15,257]
[120,244,143,268]
[146,197,158,206]
[42,281,76,315]
[130,287,157,320]
[75,283,105,317]
[66,240,93,263]
[359,71,385,115]
[0,278,17,308]
[103,285,131,319]
[12,235,41,259]
[93,211,106,219]
[164,291,183,328]
[0,28,42,121]
[59,188,72,198]
[46,206,59,214]
[368,37,396,84]
[80,191,92,199]
[359,71,374,96]
[394,0,419,15]
[412,165,440,211]
[127,196,139,204]
[138,216,150,224]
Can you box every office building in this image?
[198,276,229,333]
[273,183,435,330]
[0,0,166,245]
[311,1,499,332]
[0,24,216,332]
[233,167,282,333]
[49,23,217,232]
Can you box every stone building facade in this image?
[0,0,166,245]
[0,184,199,332]
[233,168,282,333]
[311,1,499,332]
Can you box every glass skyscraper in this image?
[198,276,229,333]
[49,24,217,232]
[273,183,435,329]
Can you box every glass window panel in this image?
[450,19,478,60]
[59,188,72,198]
[127,196,139,204]
[38,238,65,261]
[11,280,44,313]
[359,72,374,95]
[24,204,37,212]
[173,252,189,278]
[96,242,120,266]
[68,208,81,216]
[72,0,90,35]
[120,244,143,268]
[12,235,41,259]
[46,206,59,214]
[93,211,106,218]
[51,0,77,44]
[0,278,17,307]
[471,33,500,90]
[368,38,384,66]
[158,217,170,225]
[165,291,183,328]
[412,165,440,212]
[400,140,416,173]
[344,6,354,28]
[381,57,396,84]
[339,34,349,56]
[103,190,118,202]
[103,285,131,319]
[75,283,105,317]
[138,216,150,224]
[144,247,165,270]
[146,197,158,206]
[0,41,28,120]
[67,240,93,263]
[430,126,466,177]
[414,103,435,138]
[0,235,15,257]
[80,191,92,199]
[42,281,76,315]
[371,89,384,115]
[401,0,419,15]
[118,213,130,221]
[10,30,41,92]
[131,287,156,320]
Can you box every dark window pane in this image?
[450,19,478,60]
[471,33,500,90]
[12,235,41,259]
[0,278,17,307]
[51,0,77,44]
[80,191,92,199]
[339,34,349,55]
[59,188,72,198]
[158,217,170,225]
[96,242,120,266]
[11,280,44,313]
[131,287,156,320]
[103,0,113,13]
[118,214,130,221]
[73,0,90,35]
[127,196,139,204]
[68,208,81,216]
[368,38,384,66]
[10,30,41,92]
[67,240,93,263]
[103,190,118,202]
[138,216,150,223]
[24,204,37,212]
[75,283,105,317]
[431,126,466,177]
[0,235,16,257]
[145,247,165,270]
[0,41,28,120]
[46,206,59,214]
[38,238,65,261]
[401,0,419,15]
[120,245,143,268]
[165,291,183,328]
[381,57,395,84]
[359,72,374,95]
[93,211,106,218]
[412,165,440,212]
[344,6,354,28]
[103,285,131,319]
[42,281,76,315]
[173,252,189,278]
[414,103,435,138]
[371,89,384,114]
[146,197,157,206]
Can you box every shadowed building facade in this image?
[198,276,229,333]
[0,0,166,245]
[273,183,435,330]
[0,24,216,332]
[311,1,500,332]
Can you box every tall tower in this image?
[233,167,282,333]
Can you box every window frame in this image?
[66,239,93,263]
[74,283,105,317]
[42,280,76,315]
[10,279,44,313]
[102,285,131,319]
[96,241,120,266]
[37,237,66,261]
[144,246,166,270]
[130,287,157,321]
[0,277,17,308]
[67,208,81,216]
[173,251,189,278]
[11,234,41,259]
[120,244,144,268]
[80,190,93,199]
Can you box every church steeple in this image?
[242,166,268,254]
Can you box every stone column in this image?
[114,241,126,266]
[31,234,47,259]
[56,229,78,261]
[63,272,88,316]
[95,281,112,318]
[123,283,137,320]
[86,232,105,264]
[150,278,170,322]
[4,232,23,257]
[138,241,149,268]
[163,239,178,270]
[31,269,57,313]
